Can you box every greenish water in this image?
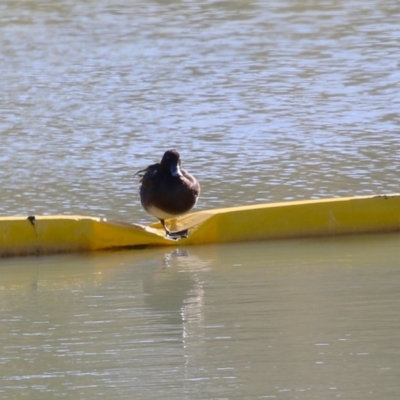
[1,235,400,399]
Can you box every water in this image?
[1,236,400,399]
[1,0,399,220]
[1,0,400,398]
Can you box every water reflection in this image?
[142,249,209,328]
[1,235,400,398]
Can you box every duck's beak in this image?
[171,163,183,177]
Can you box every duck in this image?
[135,149,200,238]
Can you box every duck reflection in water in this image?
[135,149,200,239]
[142,249,207,327]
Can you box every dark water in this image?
[1,0,400,398]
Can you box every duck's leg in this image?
[160,219,171,235]
[159,219,189,239]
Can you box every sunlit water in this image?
[1,0,399,220]
[1,0,400,398]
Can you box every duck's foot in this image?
[159,219,189,240]
[166,229,189,240]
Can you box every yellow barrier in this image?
[1,194,400,257]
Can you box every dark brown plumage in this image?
[135,149,200,238]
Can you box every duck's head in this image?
[160,149,183,177]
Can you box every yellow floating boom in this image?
[1,194,400,257]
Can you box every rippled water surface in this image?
[1,0,400,398]
[1,0,400,220]
[2,236,400,399]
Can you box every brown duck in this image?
[135,149,200,238]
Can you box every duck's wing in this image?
[134,163,159,182]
